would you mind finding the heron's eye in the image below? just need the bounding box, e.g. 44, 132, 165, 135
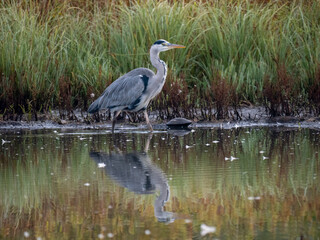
162, 43, 168, 46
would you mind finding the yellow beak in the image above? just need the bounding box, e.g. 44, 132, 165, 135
168, 44, 186, 49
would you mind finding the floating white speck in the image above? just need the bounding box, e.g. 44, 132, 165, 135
191, 129, 196, 133
248, 196, 261, 200
98, 233, 104, 239
37, 237, 42, 240
230, 156, 238, 161
53, 130, 58, 133
98, 163, 106, 168
145, 230, 151, 235
24, 231, 30, 238
259, 150, 265, 153
84, 183, 90, 186
262, 156, 269, 160
107, 233, 114, 238
212, 140, 219, 143
79, 137, 86, 140
185, 219, 192, 223
90, 93, 95, 98
205, 143, 210, 146
200, 224, 216, 236
1, 139, 10, 145
225, 156, 238, 161
108, 205, 113, 209
185, 145, 192, 149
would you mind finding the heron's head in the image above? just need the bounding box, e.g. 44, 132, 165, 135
151, 39, 185, 52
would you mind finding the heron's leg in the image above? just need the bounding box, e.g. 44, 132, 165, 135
112, 111, 121, 133
144, 110, 153, 132
124, 111, 134, 123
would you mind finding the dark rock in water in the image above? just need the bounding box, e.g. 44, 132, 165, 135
166, 118, 192, 129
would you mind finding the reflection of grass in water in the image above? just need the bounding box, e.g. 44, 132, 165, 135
0, 129, 319, 239
162, 128, 320, 238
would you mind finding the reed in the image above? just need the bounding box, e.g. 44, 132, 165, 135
1, 0, 320, 119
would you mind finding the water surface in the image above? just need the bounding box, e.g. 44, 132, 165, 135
0, 127, 320, 239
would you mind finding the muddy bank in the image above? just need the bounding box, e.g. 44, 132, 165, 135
0, 106, 319, 132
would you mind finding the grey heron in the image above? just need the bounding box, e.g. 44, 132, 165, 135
88, 39, 185, 133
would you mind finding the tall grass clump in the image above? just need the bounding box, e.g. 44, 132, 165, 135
0, 2, 113, 117
1, 0, 320, 120
195, 2, 277, 102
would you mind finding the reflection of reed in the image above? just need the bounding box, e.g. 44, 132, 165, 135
90, 134, 174, 223
1, 129, 320, 239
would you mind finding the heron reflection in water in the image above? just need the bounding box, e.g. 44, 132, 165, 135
90, 135, 174, 223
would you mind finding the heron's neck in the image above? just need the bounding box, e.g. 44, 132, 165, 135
150, 50, 167, 82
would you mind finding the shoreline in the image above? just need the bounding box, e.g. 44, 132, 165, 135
1, 107, 319, 132
1, 117, 319, 132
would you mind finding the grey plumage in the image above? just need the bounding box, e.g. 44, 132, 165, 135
88, 39, 185, 133
88, 68, 154, 113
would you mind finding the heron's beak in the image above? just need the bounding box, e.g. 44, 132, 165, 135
168, 44, 185, 49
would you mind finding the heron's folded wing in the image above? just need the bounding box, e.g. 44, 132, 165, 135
98, 68, 154, 110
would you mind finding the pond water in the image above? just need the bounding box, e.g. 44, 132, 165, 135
0, 127, 320, 239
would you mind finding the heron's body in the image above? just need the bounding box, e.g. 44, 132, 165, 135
88, 39, 185, 132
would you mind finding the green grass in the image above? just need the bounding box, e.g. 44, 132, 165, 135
1, 0, 320, 118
